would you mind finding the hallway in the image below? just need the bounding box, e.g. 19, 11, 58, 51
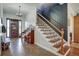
1, 38, 56, 56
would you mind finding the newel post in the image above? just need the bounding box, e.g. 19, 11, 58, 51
60, 28, 64, 54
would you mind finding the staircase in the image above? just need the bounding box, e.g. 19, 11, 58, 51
36, 13, 69, 56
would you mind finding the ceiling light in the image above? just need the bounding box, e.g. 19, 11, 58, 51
16, 5, 22, 17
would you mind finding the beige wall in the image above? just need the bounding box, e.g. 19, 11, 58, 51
68, 4, 77, 45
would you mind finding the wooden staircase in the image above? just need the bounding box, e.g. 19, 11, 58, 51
36, 13, 69, 55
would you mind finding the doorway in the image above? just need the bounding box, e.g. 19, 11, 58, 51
74, 16, 79, 43
6, 18, 22, 38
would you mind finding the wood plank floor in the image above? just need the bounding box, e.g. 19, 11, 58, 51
67, 43, 79, 56
1, 38, 56, 56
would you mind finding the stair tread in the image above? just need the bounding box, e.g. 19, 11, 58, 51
37, 24, 45, 26
53, 41, 65, 48
41, 29, 52, 31
43, 32, 55, 35
37, 24, 47, 25
43, 30, 55, 33
49, 38, 60, 43
38, 25, 49, 27
44, 34, 57, 36
46, 35, 58, 38
38, 27, 49, 29
53, 41, 61, 48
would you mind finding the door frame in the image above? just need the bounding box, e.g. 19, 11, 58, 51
6, 18, 22, 38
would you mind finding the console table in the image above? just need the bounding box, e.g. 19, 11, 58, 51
24, 30, 34, 44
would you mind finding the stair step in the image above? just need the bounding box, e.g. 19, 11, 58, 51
38, 27, 50, 29
49, 38, 60, 43
46, 34, 58, 37
46, 35, 58, 39
38, 25, 48, 27
37, 23, 47, 25
53, 41, 65, 49
41, 29, 52, 31
43, 32, 55, 35
43, 32, 57, 36
53, 41, 61, 48
43, 31, 55, 33
58, 45, 69, 55
37, 24, 44, 26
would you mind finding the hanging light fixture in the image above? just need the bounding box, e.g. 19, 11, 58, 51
59, 3, 64, 5
16, 5, 22, 17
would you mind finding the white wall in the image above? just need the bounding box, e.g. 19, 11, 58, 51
25, 8, 36, 26
24, 4, 37, 27
2, 3, 39, 32
68, 4, 77, 44
0, 4, 2, 56
0, 4, 3, 18
0, 3, 37, 55
35, 27, 61, 55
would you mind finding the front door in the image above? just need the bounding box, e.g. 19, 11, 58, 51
74, 16, 79, 43
10, 20, 19, 38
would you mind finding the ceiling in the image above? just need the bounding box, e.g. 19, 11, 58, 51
1, 3, 79, 16
70, 3, 79, 13
2, 3, 40, 16
0, 3, 71, 17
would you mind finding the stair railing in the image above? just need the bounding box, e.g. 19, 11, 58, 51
60, 28, 64, 54
37, 13, 65, 54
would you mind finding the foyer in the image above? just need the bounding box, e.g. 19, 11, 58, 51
0, 3, 79, 56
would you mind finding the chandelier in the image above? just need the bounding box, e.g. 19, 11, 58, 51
16, 5, 22, 17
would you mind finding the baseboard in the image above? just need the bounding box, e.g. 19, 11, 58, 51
35, 42, 62, 56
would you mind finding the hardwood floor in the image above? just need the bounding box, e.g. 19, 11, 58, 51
67, 43, 79, 56
1, 38, 56, 56
1, 38, 79, 56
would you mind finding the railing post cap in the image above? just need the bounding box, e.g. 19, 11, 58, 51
61, 28, 64, 31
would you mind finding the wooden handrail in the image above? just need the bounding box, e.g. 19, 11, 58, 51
37, 13, 65, 54
50, 18, 65, 30
37, 13, 62, 34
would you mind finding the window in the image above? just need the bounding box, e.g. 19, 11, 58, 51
6, 19, 10, 37
19, 21, 21, 36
